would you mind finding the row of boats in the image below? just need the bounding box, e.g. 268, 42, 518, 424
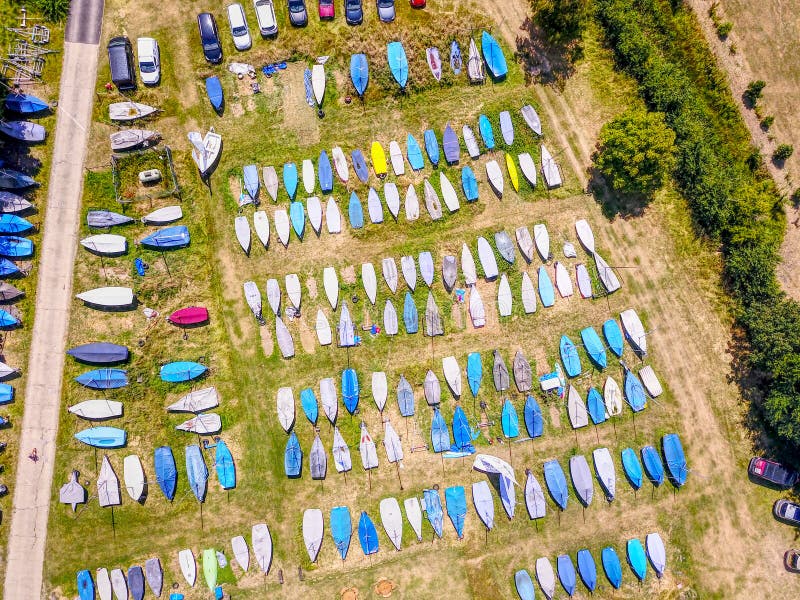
514, 532, 666, 599
232, 105, 552, 207
61, 437, 235, 512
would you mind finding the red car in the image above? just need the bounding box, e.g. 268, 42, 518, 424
410, 0, 426, 7
319, 0, 335, 18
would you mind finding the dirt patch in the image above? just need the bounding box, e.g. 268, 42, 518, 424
258, 324, 274, 358
340, 588, 358, 600
282, 64, 321, 146
374, 578, 396, 597
305, 276, 318, 300
341, 264, 356, 284
297, 316, 317, 354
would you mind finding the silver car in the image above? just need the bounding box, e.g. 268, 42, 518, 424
254, 0, 278, 36
376, 0, 395, 22
227, 3, 252, 50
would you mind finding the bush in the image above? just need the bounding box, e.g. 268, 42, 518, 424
760, 115, 774, 130
594, 109, 677, 199
744, 80, 766, 105
774, 144, 794, 161
30, 0, 70, 22
716, 21, 733, 38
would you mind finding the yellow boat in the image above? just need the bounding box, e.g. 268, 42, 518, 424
505, 153, 519, 192
371, 141, 388, 177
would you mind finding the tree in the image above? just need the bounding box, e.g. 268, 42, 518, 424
531, 0, 590, 47
774, 144, 794, 161
744, 80, 766, 106
594, 109, 677, 199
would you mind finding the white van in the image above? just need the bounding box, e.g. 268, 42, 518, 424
227, 3, 252, 50
136, 37, 160, 86
254, 0, 278, 37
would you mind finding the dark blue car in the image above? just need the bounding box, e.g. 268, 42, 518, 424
197, 13, 222, 64
345, 0, 363, 24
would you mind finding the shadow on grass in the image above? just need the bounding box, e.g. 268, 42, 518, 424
514, 17, 580, 89
588, 168, 653, 219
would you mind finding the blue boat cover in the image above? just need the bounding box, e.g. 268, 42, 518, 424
351, 149, 369, 183
214, 439, 236, 490
603, 319, 624, 357
348, 192, 364, 229
544, 459, 569, 510
0, 214, 33, 234
442, 124, 460, 164
523, 395, 543, 437
397, 376, 414, 416
478, 114, 495, 150
557, 554, 577, 596
77, 570, 94, 600
0, 236, 33, 257
662, 433, 688, 487
283, 162, 298, 199
461, 167, 479, 201
74, 426, 126, 448
580, 327, 607, 369
467, 352, 482, 397
621, 447, 643, 490
514, 569, 535, 600
160, 361, 206, 382
154, 446, 177, 500
350, 53, 369, 97
128, 565, 145, 600
318, 150, 333, 193
358, 511, 379, 555
481, 31, 508, 78
205, 76, 224, 112
331, 506, 352, 560
451, 405, 475, 454
406, 134, 425, 170
300, 387, 318, 424
423, 129, 440, 166
185, 444, 208, 502
0, 383, 14, 404
577, 549, 597, 592
586, 387, 606, 425
538, 266, 555, 307
284, 432, 302, 477
450, 40, 462, 74
243, 164, 259, 200
67, 342, 129, 364
387, 42, 409, 89
290, 201, 305, 239
423, 488, 444, 537
75, 368, 128, 389
0, 258, 19, 276
140, 226, 190, 249
627, 538, 647, 581
601, 546, 623, 589
5, 93, 48, 114
0, 309, 19, 328
445, 485, 467, 538
560, 335, 582, 378
641, 445, 664, 486
342, 368, 359, 414
431, 408, 450, 452
501, 399, 519, 438
403, 292, 418, 333
624, 370, 646, 412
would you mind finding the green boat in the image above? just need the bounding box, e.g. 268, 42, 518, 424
202, 548, 217, 590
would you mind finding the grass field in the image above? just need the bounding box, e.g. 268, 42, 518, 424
40, 1, 800, 599
0, 3, 63, 591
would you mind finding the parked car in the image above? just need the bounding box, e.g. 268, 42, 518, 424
774, 499, 800, 525
227, 3, 252, 50
786, 549, 800, 573
254, 0, 278, 36
107, 36, 137, 91
410, 0, 425, 6
345, 0, 363, 24
197, 12, 223, 64
376, 0, 395, 22
136, 37, 160, 85
318, 0, 335, 19
287, 0, 308, 26
749, 457, 799, 489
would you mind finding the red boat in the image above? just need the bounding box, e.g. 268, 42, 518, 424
168, 306, 209, 326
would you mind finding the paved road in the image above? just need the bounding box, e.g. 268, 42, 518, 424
3, 1, 103, 598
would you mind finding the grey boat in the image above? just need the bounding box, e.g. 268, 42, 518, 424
424, 369, 441, 406
492, 350, 510, 392
513, 350, 532, 392
425, 291, 443, 337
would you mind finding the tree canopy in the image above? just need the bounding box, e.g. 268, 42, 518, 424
594, 109, 677, 199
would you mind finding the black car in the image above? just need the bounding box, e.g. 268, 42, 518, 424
197, 12, 223, 64
774, 499, 800, 525
107, 36, 137, 91
288, 0, 308, 26
345, 0, 363, 25
749, 457, 799, 489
